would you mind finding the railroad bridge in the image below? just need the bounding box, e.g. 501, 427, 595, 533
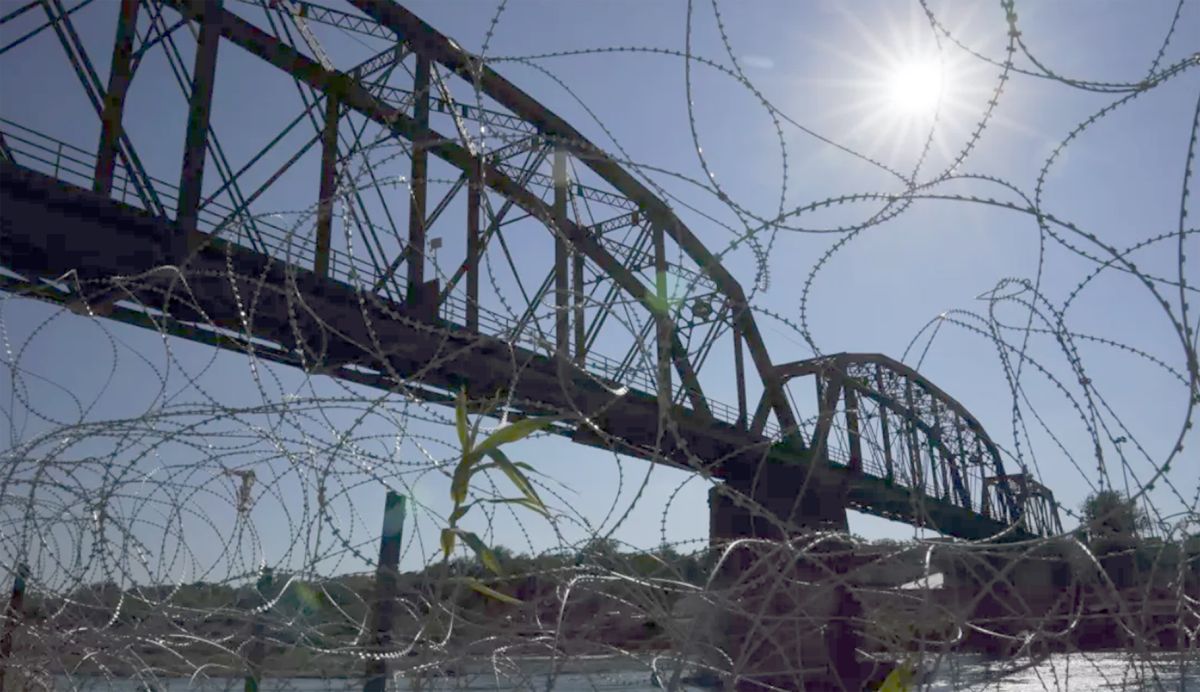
0, 0, 1064, 687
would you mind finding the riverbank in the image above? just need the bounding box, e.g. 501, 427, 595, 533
13, 644, 670, 681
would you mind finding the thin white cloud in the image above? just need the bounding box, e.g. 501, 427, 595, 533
742, 54, 775, 70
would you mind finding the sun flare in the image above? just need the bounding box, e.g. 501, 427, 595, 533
887, 60, 944, 115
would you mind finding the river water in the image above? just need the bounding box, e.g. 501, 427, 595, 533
49, 652, 1200, 692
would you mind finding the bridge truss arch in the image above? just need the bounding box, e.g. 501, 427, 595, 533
750, 353, 1063, 538
0, 0, 1054, 539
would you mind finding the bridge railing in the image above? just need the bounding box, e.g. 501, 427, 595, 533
0, 122, 103, 195
818, 417, 990, 510
437, 292, 779, 437
0, 119, 372, 288
1, 119, 781, 442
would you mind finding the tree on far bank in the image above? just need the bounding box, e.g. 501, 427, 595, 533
1079, 489, 1150, 543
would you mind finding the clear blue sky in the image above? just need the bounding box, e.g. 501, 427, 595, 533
1, 0, 1197, 588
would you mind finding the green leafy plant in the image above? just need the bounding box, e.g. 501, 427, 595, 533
877, 657, 918, 692
443, 387, 558, 605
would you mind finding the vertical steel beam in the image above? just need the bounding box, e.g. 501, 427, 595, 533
931, 403, 948, 500
844, 387, 862, 473
928, 437, 942, 500
364, 491, 406, 692
406, 56, 431, 302
939, 450, 953, 502
905, 379, 923, 489
733, 321, 746, 429
466, 156, 482, 331
177, 0, 222, 240
948, 422, 971, 508
812, 374, 842, 459
94, 0, 139, 196
244, 566, 272, 692
950, 430, 973, 510
975, 441, 988, 514
573, 251, 585, 364
315, 94, 340, 277
0, 564, 29, 691
875, 367, 895, 482
554, 148, 569, 358
654, 222, 670, 404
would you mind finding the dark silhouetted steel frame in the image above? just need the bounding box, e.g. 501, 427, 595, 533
0, 0, 1061, 542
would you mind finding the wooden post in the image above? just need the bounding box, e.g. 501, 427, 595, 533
245, 567, 273, 692
364, 491, 407, 692
0, 564, 30, 692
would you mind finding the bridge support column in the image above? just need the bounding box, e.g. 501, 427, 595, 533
939, 543, 1078, 656
703, 463, 885, 691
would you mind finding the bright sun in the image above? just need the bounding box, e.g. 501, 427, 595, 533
888, 60, 944, 115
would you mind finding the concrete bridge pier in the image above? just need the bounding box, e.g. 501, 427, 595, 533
702, 461, 886, 691
937, 547, 1077, 655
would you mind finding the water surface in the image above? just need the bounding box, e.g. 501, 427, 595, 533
50, 652, 1200, 691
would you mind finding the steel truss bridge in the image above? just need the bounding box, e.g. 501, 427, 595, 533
0, 0, 1062, 541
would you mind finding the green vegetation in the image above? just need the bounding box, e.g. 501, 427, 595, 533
1073, 489, 1198, 591
931, 489, 1198, 598
1079, 489, 1152, 542
10, 543, 714, 678
442, 386, 559, 605
18, 536, 943, 678
12, 489, 1194, 678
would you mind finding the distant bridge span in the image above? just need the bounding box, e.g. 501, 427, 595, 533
0, 0, 1060, 541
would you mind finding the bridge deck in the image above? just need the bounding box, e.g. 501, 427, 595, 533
0, 160, 1033, 542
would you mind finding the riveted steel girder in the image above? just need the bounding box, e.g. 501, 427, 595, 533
752, 353, 1057, 537
346, 0, 796, 435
